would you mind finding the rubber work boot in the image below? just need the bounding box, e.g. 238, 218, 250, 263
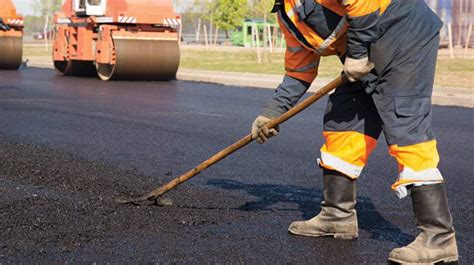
389, 183, 458, 264
288, 169, 358, 240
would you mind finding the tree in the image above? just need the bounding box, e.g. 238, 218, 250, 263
210, 0, 248, 37
248, 0, 276, 23
32, 0, 63, 16
31, 0, 62, 48
23, 15, 44, 35
181, 0, 213, 44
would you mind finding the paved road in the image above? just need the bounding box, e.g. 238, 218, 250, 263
0, 68, 472, 263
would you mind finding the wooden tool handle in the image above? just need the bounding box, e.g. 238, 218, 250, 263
117, 75, 346, 204
266, 75, 345, 129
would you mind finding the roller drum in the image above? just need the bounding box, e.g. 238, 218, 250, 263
0, 36, 22, 70
54, 60, 97, 77
97, 38, 180, 81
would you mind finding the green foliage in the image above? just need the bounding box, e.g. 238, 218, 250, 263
181, 1, 211, 33
31, 0, 63, 31
180, 0, 278, 37
23, 16, 45, 35
248, 0, 277, 23
32, 0, 62, 16
209, 0, 248, 32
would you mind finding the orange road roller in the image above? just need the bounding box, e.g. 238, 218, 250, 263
53, 0, 181, 81
0, 0, 23, 70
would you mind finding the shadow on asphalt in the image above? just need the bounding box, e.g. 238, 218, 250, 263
208, 179, 413, 245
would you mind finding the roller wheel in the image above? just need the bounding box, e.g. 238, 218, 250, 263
0, 36, 22, 70
54, 60, 97, 77
96, 38, 180, 81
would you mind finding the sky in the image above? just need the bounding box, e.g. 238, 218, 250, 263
13, 0, 35, 16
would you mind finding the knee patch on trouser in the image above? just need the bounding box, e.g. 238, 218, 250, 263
389, 140, 444, 198
318, 131, 377, 179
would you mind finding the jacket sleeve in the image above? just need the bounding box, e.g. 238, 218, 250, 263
280, 19, 320, 84
261, 20, 319, 118
341, 0, 381, 59
261, 75, 311, 118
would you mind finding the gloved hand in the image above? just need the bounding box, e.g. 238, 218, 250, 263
251, 115, 279, 144
343, 56, 374, 82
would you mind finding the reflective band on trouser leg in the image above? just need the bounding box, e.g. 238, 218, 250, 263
389, 140, 444, 199
319, 131, 378, 179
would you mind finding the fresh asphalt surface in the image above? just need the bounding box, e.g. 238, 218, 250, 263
0, 68, 472, 263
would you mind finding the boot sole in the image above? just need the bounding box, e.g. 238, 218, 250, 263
387, 255, 458, 264
288, 229, 358, 240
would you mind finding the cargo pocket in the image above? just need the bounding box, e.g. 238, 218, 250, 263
394, 97, 431, 117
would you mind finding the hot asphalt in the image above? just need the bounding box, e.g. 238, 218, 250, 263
0, 68, 472, 263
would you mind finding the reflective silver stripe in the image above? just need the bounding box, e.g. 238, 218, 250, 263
56, 18, 72, 24
318, 152, 363, 179
287, 45, 303, 53
290, 0, 303, 21
287, 9, 295, 19
95, 17, 114, 23
398, 167, 444, 182
316, 16, 347, 54
286, 60, 320, 73
392, 167, 444, 198
279, 12, 314, 51
294, 0, 303, 9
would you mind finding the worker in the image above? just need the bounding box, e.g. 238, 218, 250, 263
0, 17, 10, 31
251, 0, 458, 263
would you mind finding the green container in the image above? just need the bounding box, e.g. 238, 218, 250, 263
231, 19, 285, 48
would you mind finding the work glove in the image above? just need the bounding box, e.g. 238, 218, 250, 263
343, 56, 374, 82
251, 115, 279, 144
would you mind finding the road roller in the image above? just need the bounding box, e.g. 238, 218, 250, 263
0, 0, 23, 70
53, 0, 181, 81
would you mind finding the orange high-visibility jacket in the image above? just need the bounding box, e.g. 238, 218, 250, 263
277, 0, 391, 83
262, 0, 442, 119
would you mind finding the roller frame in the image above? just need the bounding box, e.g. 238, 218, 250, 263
53, 25, 96, 77
53, 22, 180, 81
